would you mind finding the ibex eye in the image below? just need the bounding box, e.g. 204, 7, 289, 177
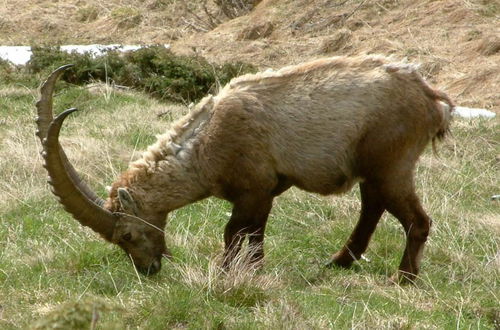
122, 233, 132, 241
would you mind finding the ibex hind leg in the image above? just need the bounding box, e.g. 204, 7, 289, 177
327, 181, 385, 268
380, 178, 432, 284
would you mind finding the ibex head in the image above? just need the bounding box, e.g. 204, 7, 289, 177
107, 186, 170, 275
36, 65, 170, 275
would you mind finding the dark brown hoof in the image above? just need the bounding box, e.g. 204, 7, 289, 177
388, 271, 417, 285
326, 252, 355, 268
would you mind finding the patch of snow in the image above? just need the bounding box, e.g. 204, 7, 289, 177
0, 46, 32, 65
454, 106, 496, 119
0, 44, 170, 66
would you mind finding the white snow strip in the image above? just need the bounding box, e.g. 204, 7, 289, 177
454, 106, 496, 119
0, 44, 170, 65
0, 46, 32, 65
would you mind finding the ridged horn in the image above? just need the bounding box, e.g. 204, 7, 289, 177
43, 108, 117, 240
35, 65, 103, 206
35, 64, 73, 142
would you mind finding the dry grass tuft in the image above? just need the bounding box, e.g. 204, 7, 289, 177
252, 297, 329, 328
237, 21, 274, 40
110, 7, 143, 29
75, 5, 99, 23
476, 34, 500, 56
178, 255, 279, 296
320, 28, 353, 54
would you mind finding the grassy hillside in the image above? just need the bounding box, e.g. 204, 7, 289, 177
0, 0, 499, 328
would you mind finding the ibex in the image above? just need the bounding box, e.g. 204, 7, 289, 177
36, 55, 453, 282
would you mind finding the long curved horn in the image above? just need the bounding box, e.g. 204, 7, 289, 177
43, 108, 117, 240
36, 66, 117, 240
35, 65, 104, 206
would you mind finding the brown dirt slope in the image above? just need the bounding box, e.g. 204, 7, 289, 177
0, 0, 498, 110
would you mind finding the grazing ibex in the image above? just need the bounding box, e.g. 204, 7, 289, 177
36, 55, 453, 282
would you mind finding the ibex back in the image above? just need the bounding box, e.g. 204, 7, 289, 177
36, 55, 453, 282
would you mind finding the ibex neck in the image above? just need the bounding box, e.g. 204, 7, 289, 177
152, 153, 209, 212
119, 96, 215, 213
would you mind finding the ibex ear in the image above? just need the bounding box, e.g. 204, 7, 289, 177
117, 188, 139, 215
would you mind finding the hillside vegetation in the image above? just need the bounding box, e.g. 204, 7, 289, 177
0, 0, 499, 328
0, 0, 499, 110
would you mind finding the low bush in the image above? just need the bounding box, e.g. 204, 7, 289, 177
26, 45, 256, 103
0, 58, 35, 86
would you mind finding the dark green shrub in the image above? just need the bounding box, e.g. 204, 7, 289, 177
0, 58, 38, 86
26, 45, 256, 103
0, 58, 13, 77
27, 46, 127, 84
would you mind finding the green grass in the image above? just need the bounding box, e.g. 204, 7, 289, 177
0, 80, 498, 329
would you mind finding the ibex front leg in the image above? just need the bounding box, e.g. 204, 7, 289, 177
328, 181, 385, 268
223, 195, 273, 269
